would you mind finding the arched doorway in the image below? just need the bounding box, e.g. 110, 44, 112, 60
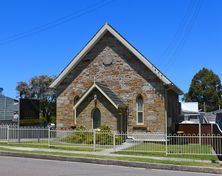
92, 108, 101, 129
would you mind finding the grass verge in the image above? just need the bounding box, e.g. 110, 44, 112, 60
0, 142, 103, 152
0, 142, 218, 161
0, 147, 221, 168
116, 143, 217, 161
115, 151, 217, 161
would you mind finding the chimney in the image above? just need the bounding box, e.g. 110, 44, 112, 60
0, 88, 3, 95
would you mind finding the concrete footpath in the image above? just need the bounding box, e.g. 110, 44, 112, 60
0, 146, 222, 174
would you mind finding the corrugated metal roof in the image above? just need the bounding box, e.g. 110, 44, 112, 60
0, 94, 18, 120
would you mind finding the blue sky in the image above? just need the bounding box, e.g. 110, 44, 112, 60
0, 0, 221, 98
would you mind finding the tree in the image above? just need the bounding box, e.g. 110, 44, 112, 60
185, 68, 222, 112
16, 81, 31, 99
16, 75, 56, 123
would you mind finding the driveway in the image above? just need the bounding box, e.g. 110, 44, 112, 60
0, 156, 218, 176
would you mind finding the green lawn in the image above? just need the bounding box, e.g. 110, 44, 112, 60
0, 141, 105, 152
115, 142, 217, 161
0, 147, 221, 168
0, 140, 218, 161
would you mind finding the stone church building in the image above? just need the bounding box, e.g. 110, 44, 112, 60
50, 23, 183, 133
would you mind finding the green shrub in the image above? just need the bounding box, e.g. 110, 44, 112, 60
61, 125, 124, 145
115, 135, 124, 145
50, 116, 56, 124
75, 125, 87, 131
39, 117, 47, 123
99, 124, 111, 131
62, 131, 94, 144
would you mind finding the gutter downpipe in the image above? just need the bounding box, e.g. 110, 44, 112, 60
164, 85, 171, 135
164, 85, 174, 156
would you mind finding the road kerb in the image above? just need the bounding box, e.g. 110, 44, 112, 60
0, 151, 221, 174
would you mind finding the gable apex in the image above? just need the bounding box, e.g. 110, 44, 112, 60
50, 23, 182, 95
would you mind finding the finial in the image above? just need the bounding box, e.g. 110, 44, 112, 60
93, 76, 96, 84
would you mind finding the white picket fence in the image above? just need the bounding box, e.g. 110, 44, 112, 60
0, 126, 222, 156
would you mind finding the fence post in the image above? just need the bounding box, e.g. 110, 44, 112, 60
37, 128, 40, 143
18, 126, 20, 143
199, 123, 201, 144
165, 133, 168, 156
93, 129, 96, 152
7, 125, 9, 144
48, 126, 50, 148
211, 123, 213, 145
113, 131, 116, 151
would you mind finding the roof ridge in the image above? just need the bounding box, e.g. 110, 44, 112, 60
49, 23, 182, 95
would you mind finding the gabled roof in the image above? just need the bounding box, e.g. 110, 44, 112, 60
50, 23, 183, 95
0, 94, 18, 120
73, 82, 125, 110
0, 93, 18, 102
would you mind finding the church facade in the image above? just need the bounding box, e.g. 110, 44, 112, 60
50, 23, 182, 133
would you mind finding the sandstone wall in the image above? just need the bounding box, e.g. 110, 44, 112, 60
56, 32, 167, 132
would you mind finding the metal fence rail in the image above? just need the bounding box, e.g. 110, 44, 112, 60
49, 130, 95, 151
0, 126, 8, 143
167, 134, 222, 156
0, 126, 221, 156
115, 133, 167, 153
0, 125, 49, 144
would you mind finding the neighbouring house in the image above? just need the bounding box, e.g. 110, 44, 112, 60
181, 102, 199, 115
178, 102, 207, 124
0, 88, 18, 124
205, 110, 222, 131
50, 23, 183, 133
176, 103, 222, 136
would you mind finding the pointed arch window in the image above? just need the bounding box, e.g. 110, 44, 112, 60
136, 95, 144, 125
92, 108, 101, 129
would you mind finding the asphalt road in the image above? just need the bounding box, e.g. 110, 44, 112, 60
0, 156, 218, 176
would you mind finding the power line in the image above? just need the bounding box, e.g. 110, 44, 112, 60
164, 0, 204, 70
160, 0, 196, 66
0, 0, 114, 45
160, 0, 204, 71
163, 0, 203, 68
163, 0, 204, 70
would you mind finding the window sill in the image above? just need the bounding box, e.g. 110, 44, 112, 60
133, 125, 147, 130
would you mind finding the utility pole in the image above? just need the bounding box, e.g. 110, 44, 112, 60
17, 98, 20, 129
17, 98, 20, 143
4, 96, 6, 120
204, 102, 206, 112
